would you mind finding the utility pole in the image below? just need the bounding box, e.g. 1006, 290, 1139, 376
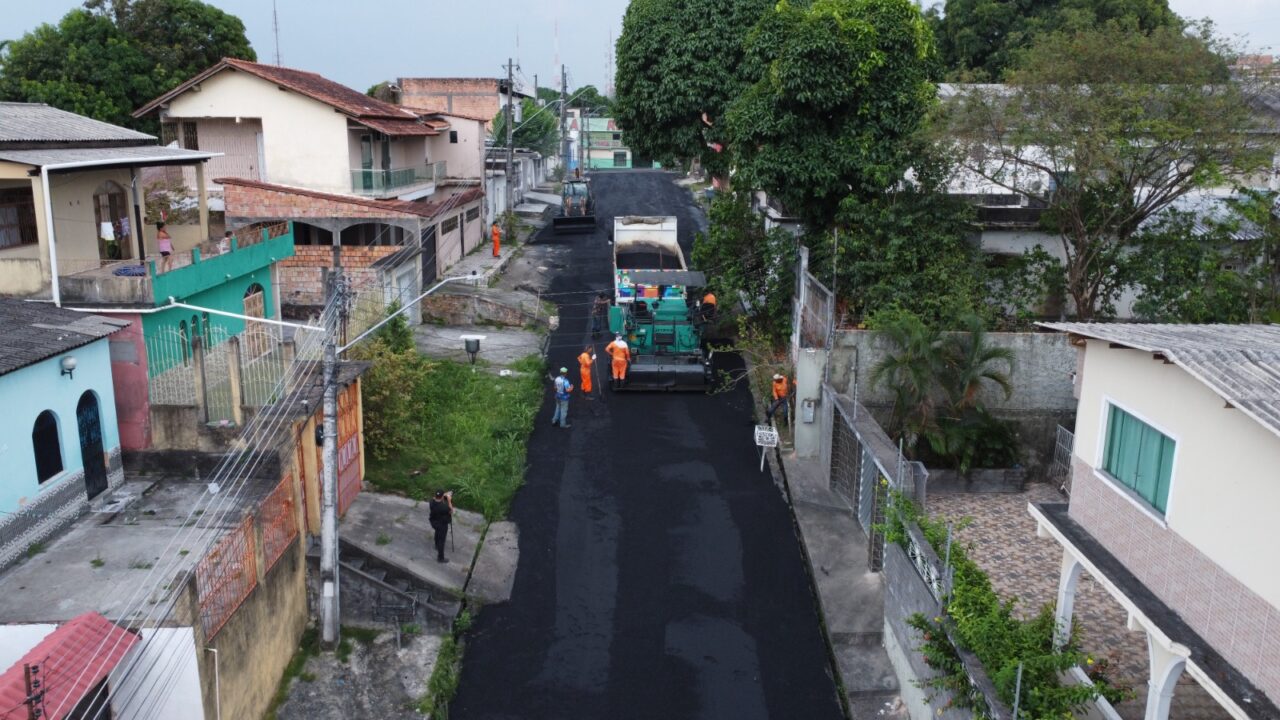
319, 264, 342, 647
582, 107, 591, 173
560, 65, 569, 175
505, 58, 516, 240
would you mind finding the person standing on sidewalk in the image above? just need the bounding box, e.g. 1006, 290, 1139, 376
491, 221, 502, 258
429, 489, 454, 563
578, 345, 596, 397
551, 367, 574, 427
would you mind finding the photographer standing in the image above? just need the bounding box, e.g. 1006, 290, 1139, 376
429, 489, 454, 563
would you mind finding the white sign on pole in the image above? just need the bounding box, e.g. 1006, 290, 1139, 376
754, 425, 779, 471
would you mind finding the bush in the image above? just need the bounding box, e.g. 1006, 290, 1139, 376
885, 495, 1130, 717
348, 338, 433, 462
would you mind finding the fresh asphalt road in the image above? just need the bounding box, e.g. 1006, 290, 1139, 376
452, 171, 844, 720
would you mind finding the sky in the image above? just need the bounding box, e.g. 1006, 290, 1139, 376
3, 0, 1279, 97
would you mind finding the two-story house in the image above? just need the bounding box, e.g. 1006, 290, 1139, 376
134, 59, 489, 317
1032, 323, 1280, 719
0, 102, 299, 451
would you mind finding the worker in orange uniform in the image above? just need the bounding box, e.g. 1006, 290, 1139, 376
766, 373, 792, 424
700, 290, 717, 322
491, 221, 501, 258
578, 344, 597, 397
604, 334, 631, 391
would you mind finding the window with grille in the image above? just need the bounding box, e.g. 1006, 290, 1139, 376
182, 121, 199, 150
441, 216, 459, 234
1102, 404, 1175, 513
449, 130, 458, 144
161, 121, 179, 146
466, 207, 480, 221
0, 190, 38, 249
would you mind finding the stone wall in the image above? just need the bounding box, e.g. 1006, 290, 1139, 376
420, 285, 550, 328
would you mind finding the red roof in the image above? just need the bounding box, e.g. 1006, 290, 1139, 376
0, 613, 140, 720
406, 106, 494, 124
216, 177, 484, 220
135, 59, 444, 137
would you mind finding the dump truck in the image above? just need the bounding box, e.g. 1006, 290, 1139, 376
607, 216, 713, 391
553, 178, 596, 233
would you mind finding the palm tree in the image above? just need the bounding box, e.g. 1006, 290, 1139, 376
870, 312, 946, 448
940, 313, 1014, 413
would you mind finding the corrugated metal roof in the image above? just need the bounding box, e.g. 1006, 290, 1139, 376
0, 612, 140, 720
1039, 322, 1280, 439
0, 102, 155, 144
0, 145, 217, 169
0, 299, 128, 376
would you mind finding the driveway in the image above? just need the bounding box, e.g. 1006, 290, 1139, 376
451, 170, 843, 719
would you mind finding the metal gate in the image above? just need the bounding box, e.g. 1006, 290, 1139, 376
830, 405, 858, 506
858, 446, 880, 533
201, 328, 237, 424
1050, 424, 1075, 496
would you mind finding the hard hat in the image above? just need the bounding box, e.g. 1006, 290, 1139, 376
560, 367, 568, 373
773, 373, 784, 380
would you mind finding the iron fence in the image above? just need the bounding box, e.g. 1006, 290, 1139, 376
240, 326, 287, 407
201, 330, 237, 424
145, 328, 198, 406
196, 515, 258, 640
799, 272, 833, 349
259, 475, 299, 573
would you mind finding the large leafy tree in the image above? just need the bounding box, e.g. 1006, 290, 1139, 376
725, 0, 936, 229
930, 0, 1180, 80
0, 0, 254, 130
939, 23, 1274, 319
491, 98, 559, 156
614, 0, 772, 173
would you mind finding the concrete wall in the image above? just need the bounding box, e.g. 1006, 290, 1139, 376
428, 116, 487, 179
827, 329, 1076, 472
1067, 340, 1280, 703
107, 313, 152, 450
0, 339, 121, 512
109, 627, 205, 719
165, 69, 351, 194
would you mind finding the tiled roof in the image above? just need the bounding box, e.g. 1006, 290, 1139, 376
0, 612, 140, 720
405, 106, 493, 124
0, 299, 128, 376
1039, 322, 1280, 439
0, 145, 217, 170
135, 58, 437, 137
215, 176, 484, 220
0, 102, 155, 144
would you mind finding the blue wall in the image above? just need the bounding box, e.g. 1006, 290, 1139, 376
0, 339, 121, 513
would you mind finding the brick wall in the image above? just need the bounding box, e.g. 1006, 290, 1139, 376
399, 78, 500, 128
1069, 456, 1280, 702
278, 245, 401, 308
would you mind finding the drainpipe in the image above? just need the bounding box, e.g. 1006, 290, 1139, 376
204, 647, 221, 720
32, 152, 222, 307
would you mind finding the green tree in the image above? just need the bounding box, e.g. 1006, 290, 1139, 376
614, 0, 772, 173
725, 0, 936, 229
939, 22, 1274, 319
930, 0, 1180, 80
690, 193, 797, 342
830, 142, 989, 328
491, 98, 558, 156
568, 85, 611, 113
0, 10, 157, 128
1, 0, 254, 130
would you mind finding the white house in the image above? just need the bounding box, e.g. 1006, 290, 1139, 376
1032, 322, 1280, 720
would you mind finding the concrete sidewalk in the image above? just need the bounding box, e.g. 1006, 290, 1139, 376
777, 452, 907, 719
340, 492, 518, 604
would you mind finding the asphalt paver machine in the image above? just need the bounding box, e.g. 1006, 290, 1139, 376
553, 178, 597, 233
607, 215, 713, 391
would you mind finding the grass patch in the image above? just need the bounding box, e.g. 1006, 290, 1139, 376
416, 609, 473, 718
264, 627, 320, 720
25, 543, 45, 559
375, 532, 392, 546
90, 556, 105, 569
365, 355, 543, 520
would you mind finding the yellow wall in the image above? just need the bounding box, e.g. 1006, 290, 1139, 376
1073, 339, 1280, 607
48, 168, 144, 265
165, 69, 351, 194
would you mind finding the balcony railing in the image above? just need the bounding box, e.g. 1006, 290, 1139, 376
350, 161, 446, 196
588, 138, 626, 149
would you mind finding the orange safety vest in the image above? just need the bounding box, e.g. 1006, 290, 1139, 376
605, 340, 631, 363
772, 376, 790, 400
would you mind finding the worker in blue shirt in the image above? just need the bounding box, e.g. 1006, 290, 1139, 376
552, 367, 574, 428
